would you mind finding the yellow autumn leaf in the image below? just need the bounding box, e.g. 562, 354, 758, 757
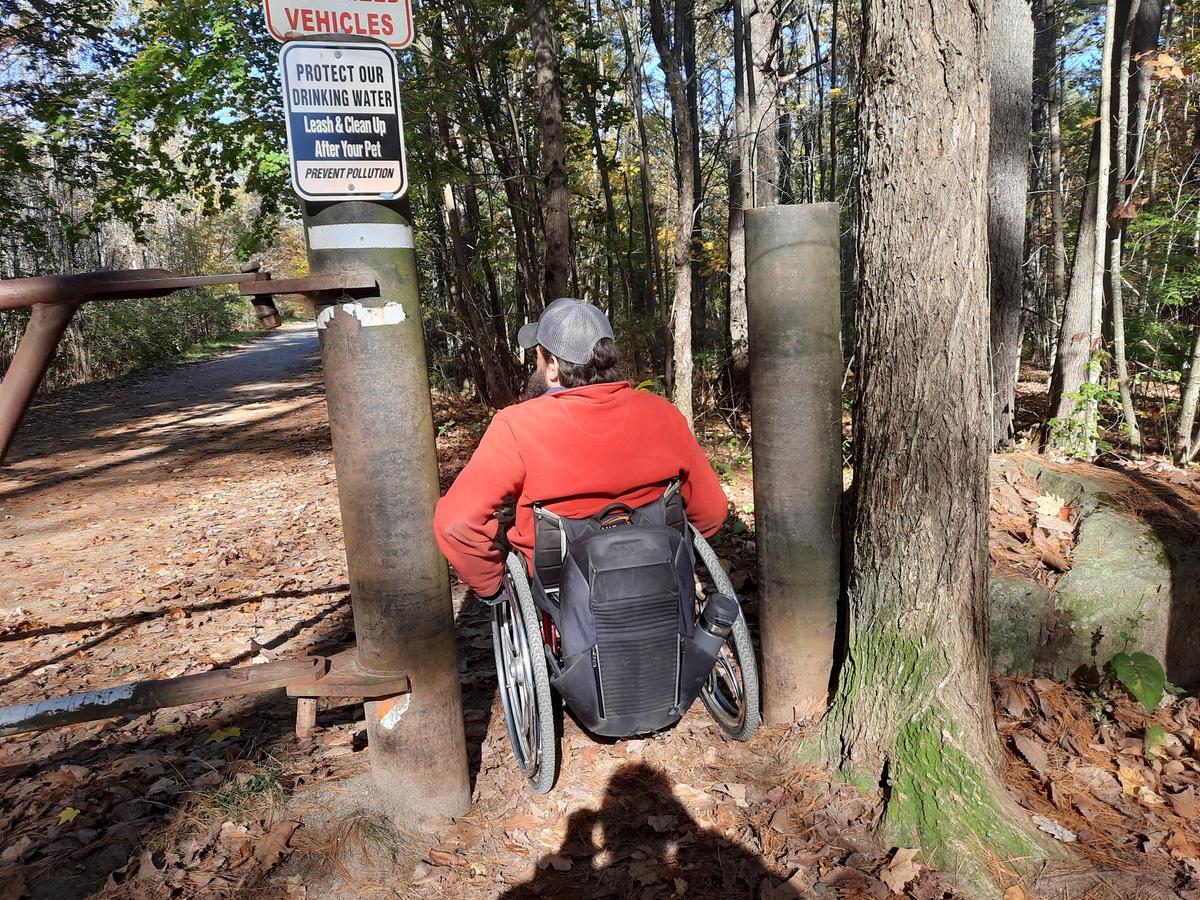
57, 807, 80, 825
205, 726, 241, 745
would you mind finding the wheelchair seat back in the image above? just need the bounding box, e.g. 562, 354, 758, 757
530, 483, 739, 737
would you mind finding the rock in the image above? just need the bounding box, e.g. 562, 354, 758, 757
988, 457, 1200, 686
989, 575, 1049, 675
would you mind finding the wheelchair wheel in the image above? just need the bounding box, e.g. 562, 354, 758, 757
692, 528, 762, 742
491, 552, 558, 794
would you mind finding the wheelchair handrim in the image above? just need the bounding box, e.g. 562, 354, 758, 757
492, 588, 542, 777
703, 642, 746, 731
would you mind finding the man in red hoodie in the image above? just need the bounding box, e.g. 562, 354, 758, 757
433, 298, 728, 601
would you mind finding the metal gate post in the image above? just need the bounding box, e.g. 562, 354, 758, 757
745, 204, 843, 723
303, 199, 471, 818
0, 302, 80, 465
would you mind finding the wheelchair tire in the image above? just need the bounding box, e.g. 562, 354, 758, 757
692, 528, 762, 742
491, 552, 558, 794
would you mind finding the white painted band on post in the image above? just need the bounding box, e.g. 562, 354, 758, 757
307, 223, 415, 251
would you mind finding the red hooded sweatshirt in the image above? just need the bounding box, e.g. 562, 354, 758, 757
433, 382, 728, 596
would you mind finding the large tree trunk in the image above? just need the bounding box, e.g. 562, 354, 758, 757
649, 0, 696, 427
822, 0, 1051, 887
527, 0, 572, 303
988, 0, 1034, 449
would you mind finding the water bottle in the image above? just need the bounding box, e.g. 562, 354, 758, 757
692, 593, 740, 659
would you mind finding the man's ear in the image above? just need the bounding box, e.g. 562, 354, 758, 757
545, 354, 561, 385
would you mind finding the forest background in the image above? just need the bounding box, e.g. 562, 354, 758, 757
2, 0, 1200, 459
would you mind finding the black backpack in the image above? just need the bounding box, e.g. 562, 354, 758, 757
529, 483, 739, 737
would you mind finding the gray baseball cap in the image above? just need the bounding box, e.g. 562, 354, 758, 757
517, 298, 614, 365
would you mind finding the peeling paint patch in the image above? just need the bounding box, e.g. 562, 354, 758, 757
316, 301, 407, 331
377, 694, 411, 730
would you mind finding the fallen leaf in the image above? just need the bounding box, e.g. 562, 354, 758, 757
1032, 814, 1077, 843
253, 821, 299, 871
880, 847, 922, 893
1168, 788, 1199, 819
205, 726, 241, 745
1168, 831, 1200, 861
1003, 888, 1028, 900
57, 807, 80, 825
1118, 765, 1146, 795
647, 814, 678, 833
1013, 734, 1050, 780
1033, 493, 1066, 518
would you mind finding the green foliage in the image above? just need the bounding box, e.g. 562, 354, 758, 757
1108, 651, 1167, 713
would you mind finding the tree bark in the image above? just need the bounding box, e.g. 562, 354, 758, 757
748, 0, 781, 206
649, 0, 696, 427
1082, 0, 1118, 459
988, 0, 1034, 449
527, 0, 572, 303
1110, 0, 1144, 455
1176, 326, 1200, 464
728, 0, 751, 394
822, 0, 1052, 886
1048, 16, 1068, 351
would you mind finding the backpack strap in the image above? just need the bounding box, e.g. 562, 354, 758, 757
532, 505, 567, 597
662, 479, 686, 536
531, 479, 686, 593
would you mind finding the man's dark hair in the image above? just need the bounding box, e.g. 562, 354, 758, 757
544, 338, 622, 388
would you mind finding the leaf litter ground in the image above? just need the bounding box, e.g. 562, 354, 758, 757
0, 326, 1197, 899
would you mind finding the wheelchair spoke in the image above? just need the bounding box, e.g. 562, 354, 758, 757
493, 587, 542, 777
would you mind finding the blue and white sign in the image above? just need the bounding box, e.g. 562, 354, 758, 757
279, 41, 408, 202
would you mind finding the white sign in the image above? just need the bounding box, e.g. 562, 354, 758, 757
280, 41, 408, 202
264, 0, 414, 48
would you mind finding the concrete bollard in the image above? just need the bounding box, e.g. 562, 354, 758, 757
745, 203, 843, 724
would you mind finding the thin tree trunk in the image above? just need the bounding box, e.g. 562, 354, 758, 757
1176, 326, 1200, 464
527, 0, 572, 303
1048, 20, 1068, 335
1110, 0, 1144, 454
650, 0, 696, 427
728, 0, 751, 394
822, 0, 1053, 886
1083, 0, 1118, 458
617, 0, 668, 374
988, 0, 1035, 449
749, 0, 781, 206
827, 0, 839, 203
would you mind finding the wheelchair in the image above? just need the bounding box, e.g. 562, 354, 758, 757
489, 489, 761, 794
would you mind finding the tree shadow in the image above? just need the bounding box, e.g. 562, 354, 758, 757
1102, 466, 1200, 687
500, 762, 799, 899
0, 583, 349, 645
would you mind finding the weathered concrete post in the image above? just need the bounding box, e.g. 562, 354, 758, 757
305, 198, 471, 817
745, 203, 843, 724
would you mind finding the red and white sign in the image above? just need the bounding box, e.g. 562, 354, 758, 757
263, 0, 414, 49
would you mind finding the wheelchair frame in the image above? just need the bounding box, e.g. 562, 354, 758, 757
490, 525, 761, 794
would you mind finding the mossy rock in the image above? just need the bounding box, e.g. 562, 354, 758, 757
989, 457, 1199, 686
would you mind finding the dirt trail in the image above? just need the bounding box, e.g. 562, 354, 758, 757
2, 328, 917, 900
